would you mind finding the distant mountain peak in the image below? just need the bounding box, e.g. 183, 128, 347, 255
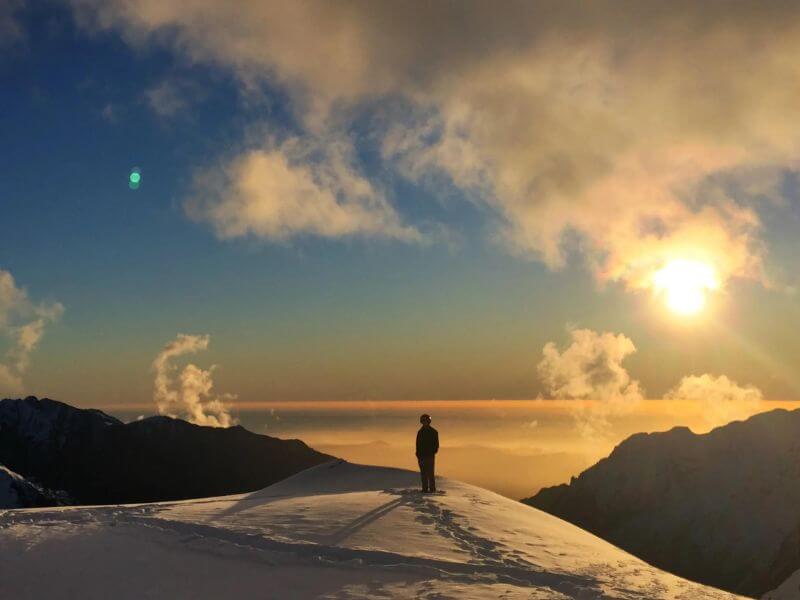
1, 395, 122, 424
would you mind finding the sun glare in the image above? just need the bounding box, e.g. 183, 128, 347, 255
652, 259, 719, 316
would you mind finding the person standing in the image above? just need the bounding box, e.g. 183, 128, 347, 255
416, 414, 439, 493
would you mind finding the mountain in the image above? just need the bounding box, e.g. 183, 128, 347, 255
0, 465, 53, 508
0, 461, 742, 599
525, 408, 800, 598
765, 568, 800, 600
0, 396, 332, 505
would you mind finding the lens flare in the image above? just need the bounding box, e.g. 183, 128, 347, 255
652, 259, 719, 316
129, 167, 142, 190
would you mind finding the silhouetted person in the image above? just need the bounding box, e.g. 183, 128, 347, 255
416, 414, 439, 493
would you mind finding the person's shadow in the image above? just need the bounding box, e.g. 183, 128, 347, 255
325, 494, 415, 545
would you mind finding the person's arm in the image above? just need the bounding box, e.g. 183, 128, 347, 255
416, 429, 422, 457
433, 430, 439, 454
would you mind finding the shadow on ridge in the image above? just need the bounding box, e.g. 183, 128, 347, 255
206, 460, 423, 523
325, 494, 413, 545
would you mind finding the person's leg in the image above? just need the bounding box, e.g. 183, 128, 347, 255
420, 457, 433, 493
428, 456, 436, 493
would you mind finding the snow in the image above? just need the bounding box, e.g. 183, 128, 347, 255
0, 461, 743, 599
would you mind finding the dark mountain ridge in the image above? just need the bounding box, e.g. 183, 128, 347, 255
0, 465, 55, 508
0, 396, 333, 505
525, 408, 800, 597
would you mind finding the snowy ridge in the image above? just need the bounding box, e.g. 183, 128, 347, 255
0, 461, 742, 599
0, 465, 49, 508
0, 396, 120, 445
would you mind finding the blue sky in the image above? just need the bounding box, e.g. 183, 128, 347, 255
3, 1, 800, 419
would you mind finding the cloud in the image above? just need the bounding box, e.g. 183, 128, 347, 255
538, 328, 643, 439
185, 135, 421, 242
68, 1, 800, 288
144, 80, 187, 117
0, 269, 63, 394
538, 328, 766, 434
664, 373, 763, 428
152, 333, 236, 427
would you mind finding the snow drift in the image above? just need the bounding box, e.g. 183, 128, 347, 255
0, 461, 741, 599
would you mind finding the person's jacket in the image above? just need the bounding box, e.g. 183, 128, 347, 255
416, 425, 439, 458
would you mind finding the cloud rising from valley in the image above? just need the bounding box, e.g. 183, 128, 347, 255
0, 269, 63, 394
538, 329, 644, 439
152, 334, 236, 427
664, 373, 764, 429
539, 328, 766, 436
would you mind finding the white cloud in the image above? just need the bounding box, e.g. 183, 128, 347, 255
538, 327, 767, 434
68, 1, 800, 287
185, 135, 421, 242
0, 269, 63, 395
538, 328, 643, 439
152, 333, 236, 427
664, 373, 763, 428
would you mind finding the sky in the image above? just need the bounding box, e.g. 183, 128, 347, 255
3, 1, 800, 461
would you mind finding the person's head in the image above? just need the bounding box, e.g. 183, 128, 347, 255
419, 414, 431, 426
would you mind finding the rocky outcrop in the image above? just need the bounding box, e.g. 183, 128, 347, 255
525, 409, 800, 597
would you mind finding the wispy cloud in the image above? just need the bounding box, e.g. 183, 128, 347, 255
144, 79, 188, 117
0, 269, 63, 394
152, 333, 236, 427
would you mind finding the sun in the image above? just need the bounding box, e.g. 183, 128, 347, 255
652, 259, 719, 316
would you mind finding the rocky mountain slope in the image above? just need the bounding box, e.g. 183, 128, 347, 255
0, 465, 54, 508
0, 396, 332, 505
526, 408, 800, 597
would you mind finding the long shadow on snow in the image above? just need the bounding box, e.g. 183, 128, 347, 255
122, 493, 602, 595
325, 495, 412, 546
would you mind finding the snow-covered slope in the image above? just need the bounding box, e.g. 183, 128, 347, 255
0, 461, 741, 599
0, 465, 49, 508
